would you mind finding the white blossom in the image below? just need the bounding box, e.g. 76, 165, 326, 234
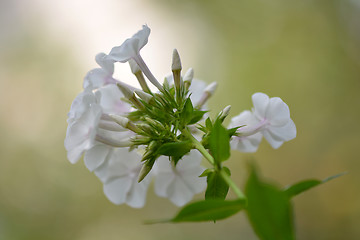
108, 25, 150, 63
153, 151, 206, 206
230, 92, 296, 152
64, 90, 102, 164
229, 110, 263, 152
108, 25, 163, 90
83, 53, 117, 90
251, 92, 296, 148
94, 148, 151, 208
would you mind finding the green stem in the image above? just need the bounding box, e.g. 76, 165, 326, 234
182, 128, 246, 200
182, 128, 214, 165
219, 169, 246, 200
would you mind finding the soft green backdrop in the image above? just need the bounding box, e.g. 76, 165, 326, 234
1, 0, 359, 239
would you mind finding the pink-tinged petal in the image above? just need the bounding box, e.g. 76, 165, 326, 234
266, 97, 290, 126
229, 110, 259, 129
84, 144, 112, 171
252, 92, 269, 119
267, 119, 296, 142
97, 84, 131, 115
103, 177, 132, 205
262, 131, 284, 149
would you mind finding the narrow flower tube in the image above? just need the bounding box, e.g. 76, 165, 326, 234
129, 59, 151, 93
196, 81, 218, 108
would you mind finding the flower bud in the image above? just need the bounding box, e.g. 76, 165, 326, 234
218, 105, 231, 122
109, 114, 140, 133
196, 82, 218, 109
135, 90, 153, 103
117, 83, 144, 110
137, 160, 154, 182
171, 49, 182, 71
183, 68, 194, 90
205, 81, 218, 95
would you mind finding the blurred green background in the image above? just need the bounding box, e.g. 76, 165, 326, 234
1, 0, 359, 239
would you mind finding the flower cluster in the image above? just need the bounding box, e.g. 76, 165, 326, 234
65, 25, 296, 208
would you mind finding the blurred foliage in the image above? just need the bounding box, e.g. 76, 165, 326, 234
0, 0, 359, 239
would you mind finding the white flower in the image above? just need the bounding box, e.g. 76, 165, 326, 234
229, 110, 263, 152
94, 148, 151, 208
64, 90, 102, 164
108, 25, 163, 91
251, 92, 296, 148
108, 25, 150, 63
153, 150, 206, 206
230, 92, 296, 152
83, 53, 117, 90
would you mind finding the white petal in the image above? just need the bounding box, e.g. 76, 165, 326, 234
95, 52, 114, 74
188, 79, 207, 107
229, 110, 258, 128
153, 158, 175, 197
267, 119, 296, 142
133, 25, 150, 51
166, 177, 195, 206
97, 84, 131, 114
230, 133, 262, 153
126, 176, 151, 208
252, 92, 269, 119
103, 177, 132, 205
154, 151, 206, 206
266, 97, 290, 126
83, 68, 116, 90
84, 144, 112, 171
108, 25, 151, 63
262, 130, 284, 149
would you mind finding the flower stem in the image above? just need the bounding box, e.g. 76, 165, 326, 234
182, 128, 246, 201
219, 168, 246, 200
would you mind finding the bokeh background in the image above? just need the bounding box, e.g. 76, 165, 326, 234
1, 0, 359, 239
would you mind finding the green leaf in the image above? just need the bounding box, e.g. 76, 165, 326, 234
208, 119, 230, 163
188, 110, 207, 125
199, 168, 214, 177
205, 117, 212, 129
181, 98, 194, 124
205, 167, 231, 200
245, 164, 295, 240
227, 126, 240, 138
284, 172, 346, 198
156, 141, 193, 158
146, 199, 246, 223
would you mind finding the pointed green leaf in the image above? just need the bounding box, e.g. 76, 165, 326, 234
188, 110, 207, 125
181, 98, 194, 124
156, 141, 192, 158
205, 117, 212, 129
146, 199, 246, 223
199, 168, 215, 177
284, 172, 346, 198
205, 167, 231, 200
245, 164, 295, 240
208, 119, 230, 163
